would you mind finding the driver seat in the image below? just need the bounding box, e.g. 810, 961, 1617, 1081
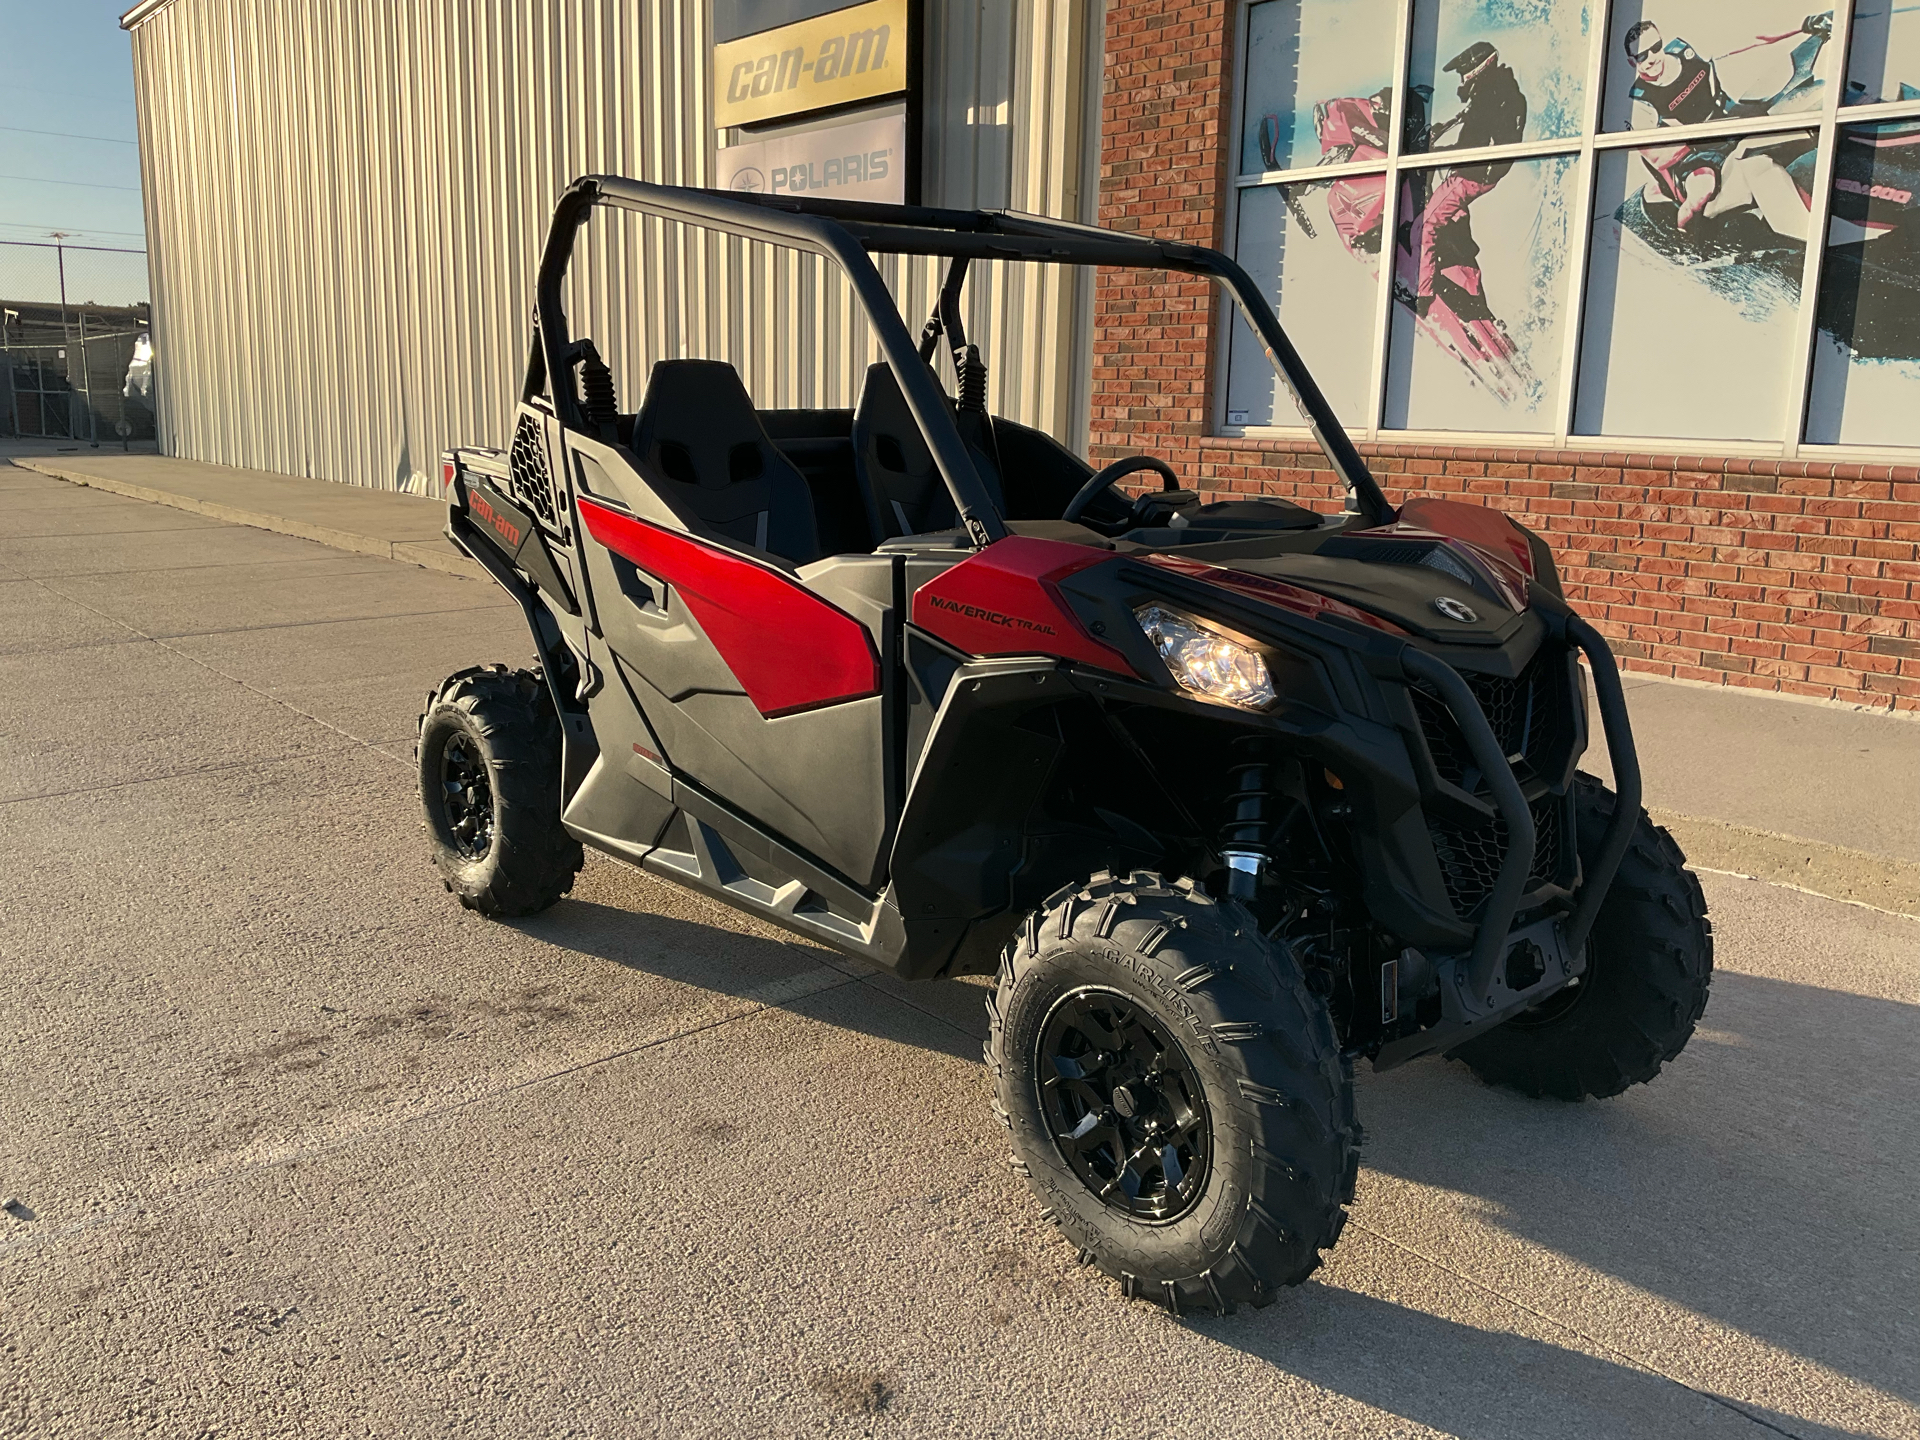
851, 362, 1005, 541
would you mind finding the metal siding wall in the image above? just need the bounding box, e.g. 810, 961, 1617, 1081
131, 0, 1097, 490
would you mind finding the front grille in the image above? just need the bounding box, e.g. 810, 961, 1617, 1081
1429, 792, 1565, 918
1411, 649, 1567, 788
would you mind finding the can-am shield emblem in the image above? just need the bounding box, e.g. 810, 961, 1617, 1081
1432, 596, 1479, 624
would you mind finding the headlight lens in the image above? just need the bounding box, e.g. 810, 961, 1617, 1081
1134, 604, 1274, 709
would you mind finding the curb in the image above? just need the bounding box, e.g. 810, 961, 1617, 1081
1654, 810, 1920, 920
12, 458, 485, 582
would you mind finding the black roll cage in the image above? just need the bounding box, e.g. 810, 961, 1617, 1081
528, 175, 1398, 542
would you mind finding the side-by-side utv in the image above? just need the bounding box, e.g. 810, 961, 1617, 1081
421, 178, 1712, 1314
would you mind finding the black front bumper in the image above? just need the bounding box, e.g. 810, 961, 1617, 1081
1375, 614, 1641, 1067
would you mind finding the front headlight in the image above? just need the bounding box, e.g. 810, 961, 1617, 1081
1134, 604, 1274, 710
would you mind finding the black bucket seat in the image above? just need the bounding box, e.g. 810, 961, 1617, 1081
630, 359, 820, 564
851, 362, 1005, 541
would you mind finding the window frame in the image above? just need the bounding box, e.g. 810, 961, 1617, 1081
1217, 0, 1920, 458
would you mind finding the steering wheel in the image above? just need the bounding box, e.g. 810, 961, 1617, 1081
1061, 454, 1182, 526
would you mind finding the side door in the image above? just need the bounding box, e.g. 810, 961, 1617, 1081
562, 428, 900, 892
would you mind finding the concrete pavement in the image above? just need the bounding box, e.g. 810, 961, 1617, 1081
2, 461, 1916, 1439
10, 448, 482, 581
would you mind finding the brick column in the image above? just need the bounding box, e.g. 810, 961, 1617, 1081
1092, 0, 1234, 472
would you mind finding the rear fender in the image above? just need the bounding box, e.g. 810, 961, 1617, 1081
445, 508, 600, 802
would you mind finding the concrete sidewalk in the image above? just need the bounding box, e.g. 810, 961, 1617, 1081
11, 449, 1918, 914
10, 449, 481, 581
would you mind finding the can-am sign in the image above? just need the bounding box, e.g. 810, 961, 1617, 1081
712, 0, 907, 129
721, 113, 905, 204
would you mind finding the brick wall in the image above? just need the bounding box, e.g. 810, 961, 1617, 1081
1092, 0, 1920, 713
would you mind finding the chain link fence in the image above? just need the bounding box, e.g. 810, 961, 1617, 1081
0, 240, 154, 444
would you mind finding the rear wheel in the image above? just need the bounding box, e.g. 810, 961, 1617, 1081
417, 665, 583, 917
1454, 774, 1713, 1099
987, 870, 1359, 1313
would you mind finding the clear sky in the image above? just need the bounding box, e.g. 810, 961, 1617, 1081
0, 1, 145, 252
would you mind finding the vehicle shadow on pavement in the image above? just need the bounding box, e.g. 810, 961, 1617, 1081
1354, 969, 1919, 1412
511, 895, 987, 1065
1189, 1282, 1884, 1440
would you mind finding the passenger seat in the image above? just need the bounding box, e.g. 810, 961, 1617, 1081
851, 362, 1005, 541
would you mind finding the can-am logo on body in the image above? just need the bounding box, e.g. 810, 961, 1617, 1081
1431, 596, 1478, 623
469, 493, 521, 550
927, 593, 1056, 635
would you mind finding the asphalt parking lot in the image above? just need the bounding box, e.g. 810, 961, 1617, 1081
2, 463, 1915, 1439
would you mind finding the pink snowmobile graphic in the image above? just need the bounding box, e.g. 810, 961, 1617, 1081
1272, 91, 1534, 404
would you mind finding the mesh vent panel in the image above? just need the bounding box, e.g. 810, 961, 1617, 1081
1413, 652, 1565, 788
1428, 793, 1564, 918
508, 412, 559, 526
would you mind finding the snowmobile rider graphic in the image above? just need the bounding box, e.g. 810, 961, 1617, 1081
1284, 88, 1395, 248
1625, 14, 1831, 239
1414, 41, 1526, 320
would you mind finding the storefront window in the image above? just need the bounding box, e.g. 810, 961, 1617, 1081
1384, 154, 1580, 430
1844, 4, 1920, 103
1225, 182, 1383, 426
1405, 1, 1591, 151
1577, 134, 1815, 440
1806, 120, 1920, 444
1241, 0, 1402, 175
1228, 0, 1920, 454
1602, 3, 1834, 131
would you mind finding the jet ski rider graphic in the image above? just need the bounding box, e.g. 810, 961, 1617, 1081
1623, 13, 1832, 242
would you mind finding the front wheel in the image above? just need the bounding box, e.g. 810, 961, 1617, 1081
417, 665, 583, 917
986, 871, 1360, 1314
1453, 773, 1713, 1099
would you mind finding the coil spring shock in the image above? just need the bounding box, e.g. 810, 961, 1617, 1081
575, 340, 619, 435
1219, 737, 1275, 900
955, 344, 988, 413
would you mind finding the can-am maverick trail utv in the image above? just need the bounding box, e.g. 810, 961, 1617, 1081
422, 178, 1711, 1314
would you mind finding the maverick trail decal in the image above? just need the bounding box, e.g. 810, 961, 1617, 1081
926, 593, 1056, 635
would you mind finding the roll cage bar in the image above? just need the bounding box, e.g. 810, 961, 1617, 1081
529, 175, 1398, 541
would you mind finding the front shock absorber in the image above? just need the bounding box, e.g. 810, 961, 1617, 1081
1219, 737, 1274, 900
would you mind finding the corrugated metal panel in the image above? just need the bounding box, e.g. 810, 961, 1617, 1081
130, 0, 1100, 492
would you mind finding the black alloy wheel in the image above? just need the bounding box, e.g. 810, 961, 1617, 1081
439, 732, 495, 860
989, 870, 1359, 1314
417, 665, 584, 917
1038, 987, 1210, 1222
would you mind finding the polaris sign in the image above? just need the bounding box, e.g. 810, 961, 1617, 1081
721, 112, 905, 204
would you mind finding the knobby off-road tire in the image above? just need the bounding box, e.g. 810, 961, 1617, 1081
987, 870, 1360, 1314
1454, 773, 1713, 1100
417, 665, 583, 917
